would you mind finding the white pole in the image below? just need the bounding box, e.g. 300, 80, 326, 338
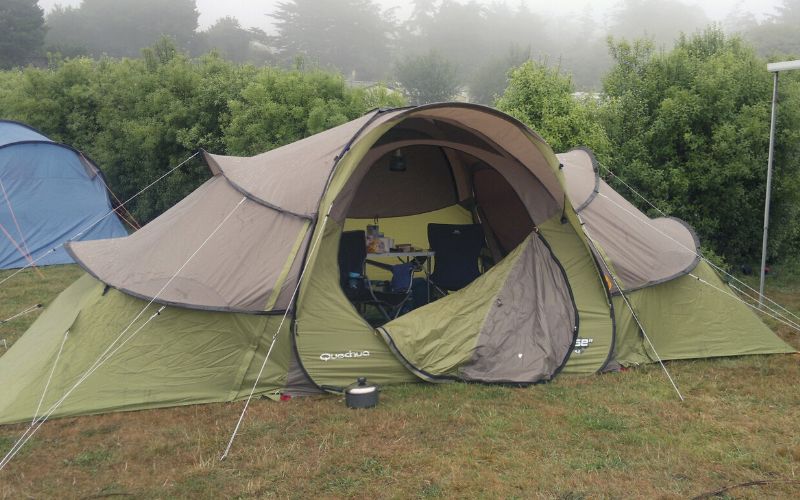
759, 71, 779, 308
759, 60, 800, 307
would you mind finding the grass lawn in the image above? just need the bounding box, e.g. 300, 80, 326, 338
0, 265, 798, 498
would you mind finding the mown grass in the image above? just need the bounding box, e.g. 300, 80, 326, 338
0, 265, 798, 498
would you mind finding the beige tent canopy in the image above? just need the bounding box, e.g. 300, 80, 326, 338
558, 147, 700, 292
67, 106, 568, 314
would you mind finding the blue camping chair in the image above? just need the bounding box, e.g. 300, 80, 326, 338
338, 230, 417, 323
427, 223, 485, 295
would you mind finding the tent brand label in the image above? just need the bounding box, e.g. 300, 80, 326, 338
572, 337, 594, 354
319, 350, 371, 362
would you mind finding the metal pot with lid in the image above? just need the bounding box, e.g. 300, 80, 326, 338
345, 377, 379, 409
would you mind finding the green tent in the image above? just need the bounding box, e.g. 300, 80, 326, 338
0, 104, 792, 424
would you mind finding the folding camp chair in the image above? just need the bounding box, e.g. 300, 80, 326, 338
338, 230, 417, 323
427, 223, 485, 296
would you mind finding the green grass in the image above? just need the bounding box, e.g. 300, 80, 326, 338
0, 265, 798, 498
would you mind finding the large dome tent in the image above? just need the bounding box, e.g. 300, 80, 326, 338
0, 120, 128, 269
0, 104, 792, 425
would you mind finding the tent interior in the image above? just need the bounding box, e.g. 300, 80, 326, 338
338, 116, 558, 326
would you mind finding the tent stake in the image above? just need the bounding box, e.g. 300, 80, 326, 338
0, 303, 42, 326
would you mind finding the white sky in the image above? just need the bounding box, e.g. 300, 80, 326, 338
37, 0, 784, 32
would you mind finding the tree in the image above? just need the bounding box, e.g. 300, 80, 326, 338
0, 0, 46, 69
0, 39, 405, 222
496, 61, 609, 159
224, 69, 403, 156
600, 28, 800, 263
740, 0, 800, 57
398, 1, 549, 87
196, 16, 272, 64
609, 0, 710, 48
271, 0, 393, 81
395, 51, 460, 105
468, 44, 530, 105
45, 0, 199, 58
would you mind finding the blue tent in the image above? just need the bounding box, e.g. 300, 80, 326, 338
0, 120, 128, 269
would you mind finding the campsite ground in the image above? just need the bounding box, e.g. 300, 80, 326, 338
1, 265, 798, 498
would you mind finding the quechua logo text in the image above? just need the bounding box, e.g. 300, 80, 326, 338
319, 350, 371, 362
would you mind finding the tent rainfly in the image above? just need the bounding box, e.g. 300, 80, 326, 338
0, 120, 128, 269
0, 104, 793, 424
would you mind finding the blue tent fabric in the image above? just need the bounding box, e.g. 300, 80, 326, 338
0, 121, 128, 269
0, 121, 51, 146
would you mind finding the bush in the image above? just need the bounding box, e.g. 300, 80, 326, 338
0, 40, 404, 222
600, 28, 800, 263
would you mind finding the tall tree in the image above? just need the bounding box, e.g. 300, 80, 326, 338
197, 16, 272, 64
45, 0, 199, 58
0, 0, 46, 69
468, 44, 530, 105
740, 0, 800, 57
271, 0, 393, 81
395, 50, 460, 105
609, 0, 709, 47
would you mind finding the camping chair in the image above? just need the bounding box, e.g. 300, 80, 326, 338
338, 230, 417, 323
427, 223, 485, 296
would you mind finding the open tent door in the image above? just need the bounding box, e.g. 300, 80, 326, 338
380, 233, 576, 384
295, 105, 594, 388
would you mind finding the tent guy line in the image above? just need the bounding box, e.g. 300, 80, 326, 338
0, 150, 199, 289
91, 163, 141, 230
595, 191, 800, 333
585, 228, 684, 401
0, 178, 41, 275
702, 276, 800, 332
0, 195, 246, 472
98, 181, 142, 231
0, 306, 165, 471
0, 220, 43, 278
598, 163, 800, 325
221, 202, 334, 461
0, 304, 42, 326
32, 330, 68, 424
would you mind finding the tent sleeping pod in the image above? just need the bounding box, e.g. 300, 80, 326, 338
0, 104, 792, 424
557, 147, 794, 366
0, 120, 128, 269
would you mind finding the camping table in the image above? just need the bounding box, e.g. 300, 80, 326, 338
367, 250, 435, 303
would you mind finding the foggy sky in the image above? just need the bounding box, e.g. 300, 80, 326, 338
37, 0, 784, 32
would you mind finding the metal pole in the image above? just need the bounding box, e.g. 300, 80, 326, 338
759, 71, 779, 307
